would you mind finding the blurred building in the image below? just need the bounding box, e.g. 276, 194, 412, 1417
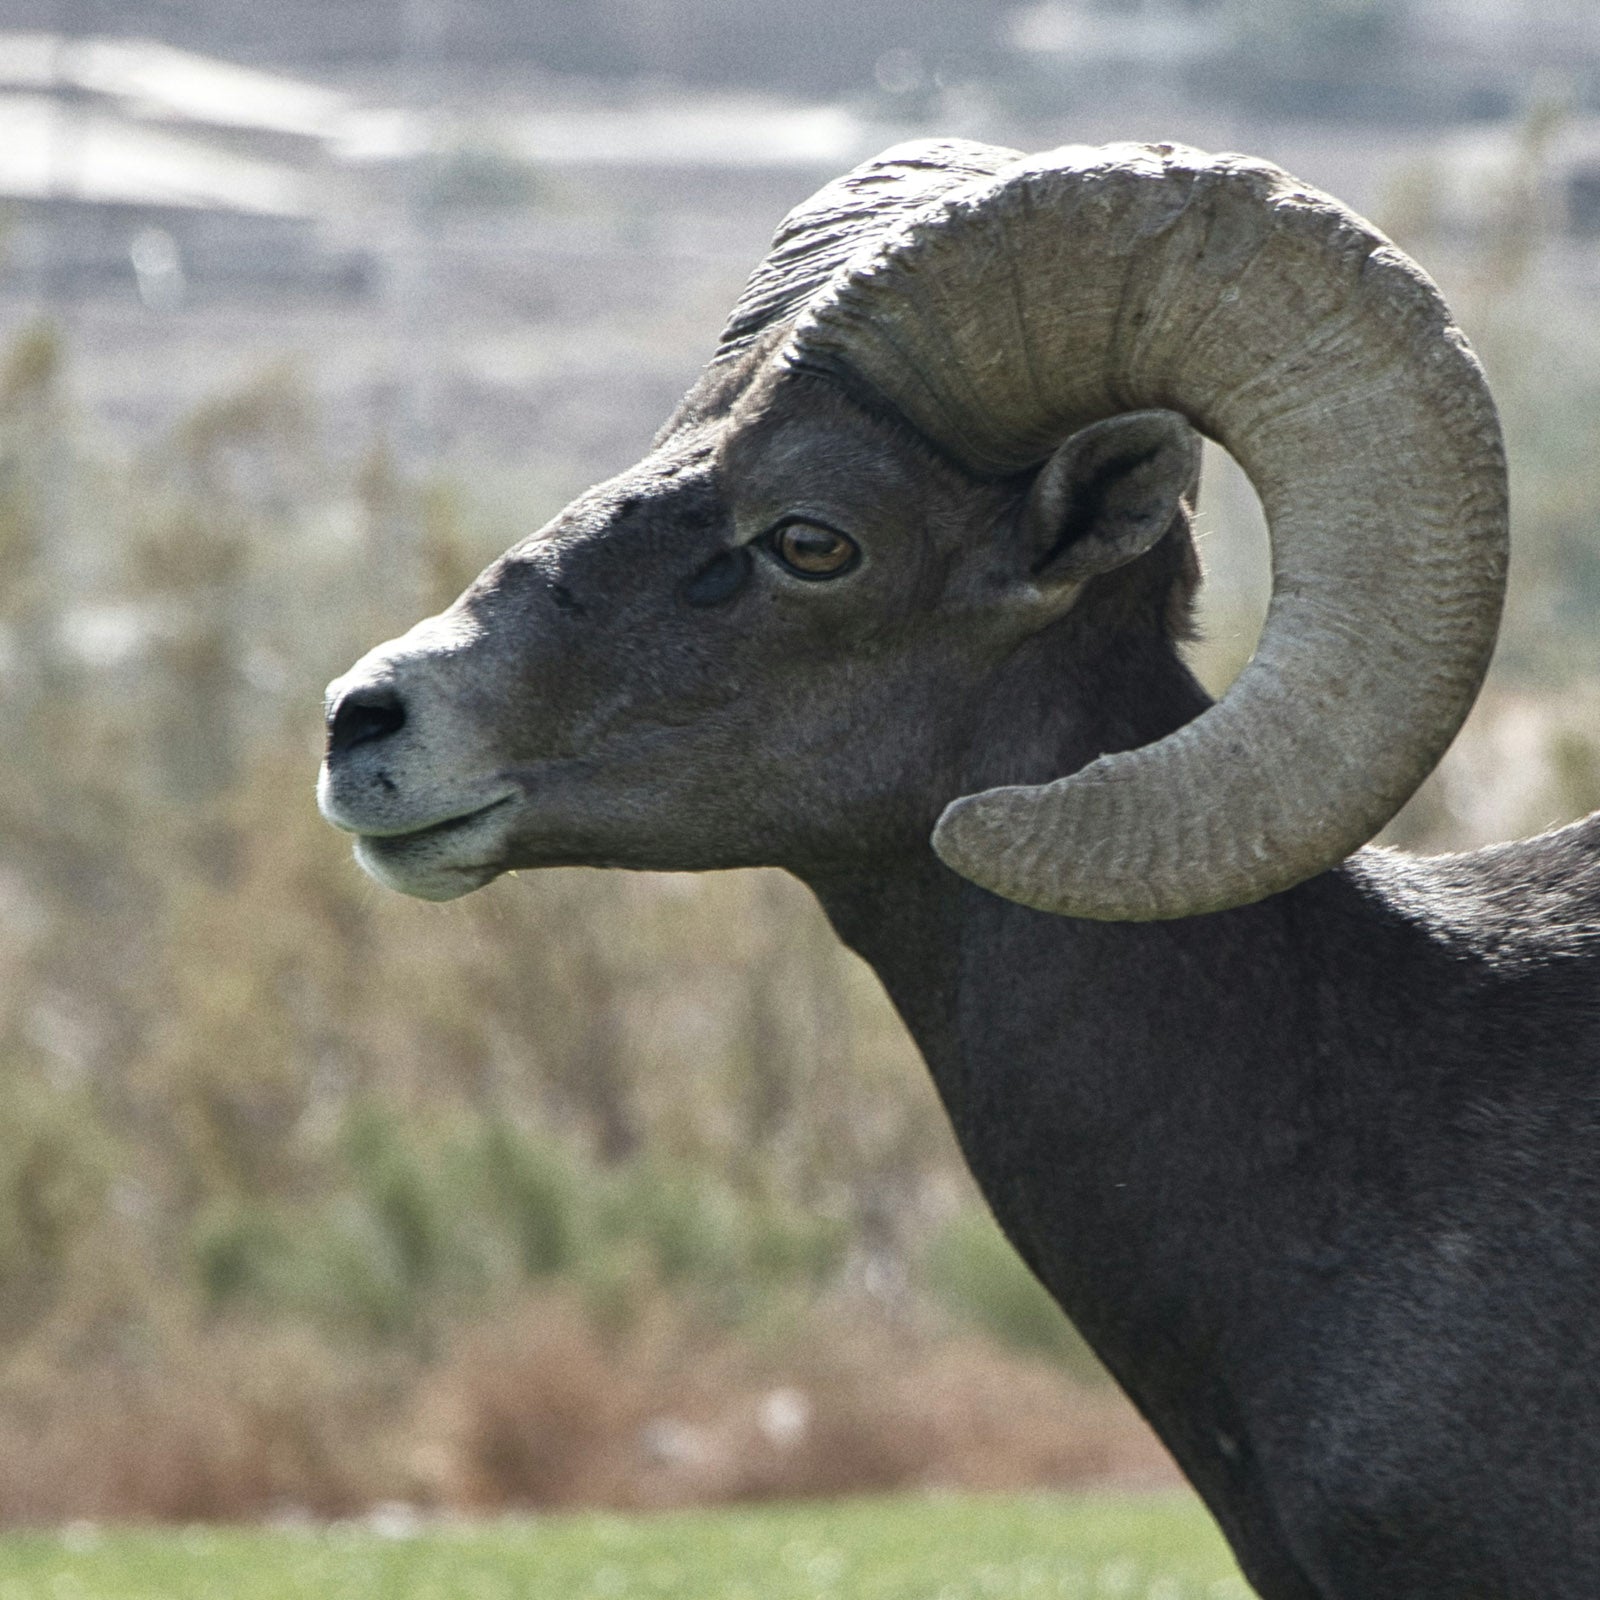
1431, 114, 1600, 245
1011, 0, 1600, 124
1407, 0, 1600, 117
0, 33, 372, 303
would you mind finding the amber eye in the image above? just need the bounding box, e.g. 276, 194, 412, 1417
770, 520, 859, 579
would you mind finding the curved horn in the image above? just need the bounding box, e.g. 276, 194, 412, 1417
786, 141, 1508, 920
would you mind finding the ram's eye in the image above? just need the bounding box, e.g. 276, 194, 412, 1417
770, 520, 859, 579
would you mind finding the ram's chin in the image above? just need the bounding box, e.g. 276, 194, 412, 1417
353, 834, 504, 901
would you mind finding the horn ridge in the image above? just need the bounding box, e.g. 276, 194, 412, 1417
712, 138, 1020, 365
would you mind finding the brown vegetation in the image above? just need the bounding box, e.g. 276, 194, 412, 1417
428, 1299, 1173, 1513
1, 270, 1599, 1526
0, 323, 1149, 1525
0, 1293, 1174, 1526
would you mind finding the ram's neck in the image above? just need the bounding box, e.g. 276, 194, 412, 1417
799, 625, 1425, 1537
808, 846, 1329, 1348
802, 631, 1273, 1330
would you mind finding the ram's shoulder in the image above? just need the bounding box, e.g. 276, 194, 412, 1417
1349, 817, 1600, 950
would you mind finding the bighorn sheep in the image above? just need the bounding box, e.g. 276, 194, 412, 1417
319, 141, 1600, 1597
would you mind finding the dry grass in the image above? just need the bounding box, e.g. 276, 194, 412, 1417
369, 1295, 1174, 1517
0, 1325, 408, 1523
0, 1291, 1171, 1527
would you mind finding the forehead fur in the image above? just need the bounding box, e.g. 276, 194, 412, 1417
723, 364, 941, 482
663, 323, 988, 507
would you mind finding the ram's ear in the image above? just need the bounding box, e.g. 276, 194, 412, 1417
1021, 410, 1201, 589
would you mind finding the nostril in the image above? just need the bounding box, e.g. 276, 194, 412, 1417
326, 685, 407, 757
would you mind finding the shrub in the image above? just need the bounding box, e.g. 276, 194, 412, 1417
0, 1072, 117, 1344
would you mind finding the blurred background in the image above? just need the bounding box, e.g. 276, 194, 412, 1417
1, 0, 1599, 1527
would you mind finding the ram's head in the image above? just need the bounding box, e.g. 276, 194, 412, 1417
319, 140, 1507, 920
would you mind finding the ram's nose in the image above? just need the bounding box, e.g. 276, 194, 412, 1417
324, 680, 407, 758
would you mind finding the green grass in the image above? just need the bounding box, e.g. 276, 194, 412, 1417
0, 1494, 1252, 1599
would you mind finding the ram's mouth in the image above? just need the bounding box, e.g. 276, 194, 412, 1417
349, 794, 520, 901
353, 793, 516, 846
